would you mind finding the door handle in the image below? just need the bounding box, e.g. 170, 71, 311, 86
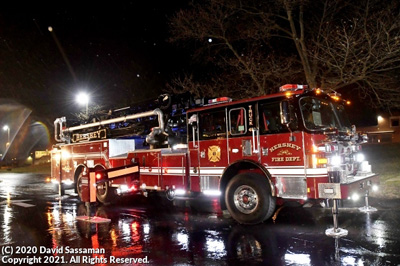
251, 128, 259, 153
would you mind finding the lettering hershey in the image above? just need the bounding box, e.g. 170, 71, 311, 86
269, 143, 301, 153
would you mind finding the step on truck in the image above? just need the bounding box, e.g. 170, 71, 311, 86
51, 85, 379, 224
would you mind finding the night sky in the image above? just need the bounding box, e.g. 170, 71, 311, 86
0, 2, 377, 128
1, 2, 190, 121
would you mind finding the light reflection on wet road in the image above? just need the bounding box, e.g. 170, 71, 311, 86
0, 172, 399, 265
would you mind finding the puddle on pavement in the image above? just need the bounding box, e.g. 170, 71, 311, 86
0, 173, 399, 265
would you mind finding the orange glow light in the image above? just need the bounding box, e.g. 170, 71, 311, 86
331, 95, 340, 101
131, 221, 139, 231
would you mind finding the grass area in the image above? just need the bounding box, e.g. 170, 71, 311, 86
363, 143, 400, 199
0, 163, 51, 175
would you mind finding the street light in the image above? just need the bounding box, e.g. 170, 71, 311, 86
76, 92, 89, 116
3, 125, 10, 147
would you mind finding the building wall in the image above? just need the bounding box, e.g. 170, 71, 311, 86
357, 113, 400, 143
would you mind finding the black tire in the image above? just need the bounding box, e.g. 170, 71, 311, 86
96, 181, 116, 203
93, 165, 113, 203
76, 170, 84, 200
225, 172, 276, 224
75, 166, 116, 203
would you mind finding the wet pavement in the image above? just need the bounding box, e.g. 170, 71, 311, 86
0, 173, 399, 265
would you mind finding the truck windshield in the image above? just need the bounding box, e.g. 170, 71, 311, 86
300, 97, 351, 132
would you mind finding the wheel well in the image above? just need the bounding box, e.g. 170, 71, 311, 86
74, 165, 85, 183
220, 160, 274, 210
74, 164, 106, 183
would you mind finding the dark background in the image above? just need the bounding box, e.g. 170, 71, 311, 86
0, 2, 376, 127
0, 2, 190, 121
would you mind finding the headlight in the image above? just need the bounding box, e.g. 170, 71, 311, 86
356, 153, 365, 163
351, 193, 360, 201
330, 155, 341, 166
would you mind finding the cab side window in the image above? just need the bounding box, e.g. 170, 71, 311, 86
229, 108, 247, 135
259, 102, 287, 134
199, 109, 227, 140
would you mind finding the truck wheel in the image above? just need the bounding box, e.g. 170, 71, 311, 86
76, 171, 84, 200
225, 173, 276, 224
96, 182, 116, 203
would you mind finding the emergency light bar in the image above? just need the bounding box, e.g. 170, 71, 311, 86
207, 97, 232, 105
279, 84, 308, 92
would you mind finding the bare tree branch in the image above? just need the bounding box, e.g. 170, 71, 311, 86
169, 0, 400, 108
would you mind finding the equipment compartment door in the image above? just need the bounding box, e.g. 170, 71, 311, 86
197, 108, 228, 190
161, 153, 187, 190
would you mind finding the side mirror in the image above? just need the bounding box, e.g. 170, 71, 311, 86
188, 114, 198, 127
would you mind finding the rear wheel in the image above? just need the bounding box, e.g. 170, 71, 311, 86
96, 181, 116, 203
75, 166, 116, 203
76, 170, 84, 200
94, 165, 116, 203
225, 173, 276, 224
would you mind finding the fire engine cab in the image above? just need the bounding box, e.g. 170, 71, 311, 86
51, 85, 379, 224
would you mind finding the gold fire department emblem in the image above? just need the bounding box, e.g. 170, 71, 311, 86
277, 149, 292, 156
208, 146, 221, 162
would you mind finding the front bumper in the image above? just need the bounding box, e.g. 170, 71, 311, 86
340, 173, 380, 200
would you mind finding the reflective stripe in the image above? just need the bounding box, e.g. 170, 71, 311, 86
108, 166, 139, 178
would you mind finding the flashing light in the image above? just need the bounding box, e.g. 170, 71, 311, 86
53, 153, 61, 162
331, 95, 340, 101
207, 97, 232, 105
96, 173, 102, 179
175, 189, 186, 195
360, 161, 372, 172
203, 190, 222, 196
312, 144, 319, 153
172, 143, 188, 150
330, 155, 341, 166
311, 154, 328, 168
356, 153, 365, 163
63, 179, 74, 186
328, 92, 341, 101
285, 91, 292, 97
131, 221, 139, 230
315, 88, 322, 95
119, 185, 129, 193
61, 150, 71, 159
279, 84, 307, 92
351, 193, 360, 201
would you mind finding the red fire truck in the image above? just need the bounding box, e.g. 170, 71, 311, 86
51, 85, 379, 224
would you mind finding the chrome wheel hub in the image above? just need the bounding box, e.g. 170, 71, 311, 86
233, 185, 258, 214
